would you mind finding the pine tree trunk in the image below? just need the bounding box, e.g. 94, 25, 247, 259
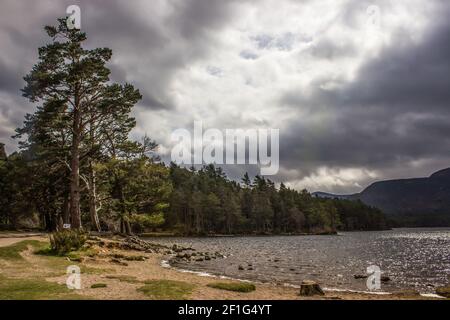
62, 192, 70, 224
88, 163, 101, 232
118, 182, 131, 235
69, 108, 82, 229
120, 218, 132, 235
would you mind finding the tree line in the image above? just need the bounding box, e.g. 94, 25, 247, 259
166, 165, 388, 235
0, 18, 388, 234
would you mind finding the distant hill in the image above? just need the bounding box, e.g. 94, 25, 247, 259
313, 168, 450, 227
312, 192, 353, 200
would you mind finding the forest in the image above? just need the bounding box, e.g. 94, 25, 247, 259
0, 18, 388, 235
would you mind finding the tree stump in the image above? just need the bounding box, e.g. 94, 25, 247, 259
300, 280, 325, 296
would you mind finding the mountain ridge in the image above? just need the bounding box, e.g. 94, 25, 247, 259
313, 168, 450, 227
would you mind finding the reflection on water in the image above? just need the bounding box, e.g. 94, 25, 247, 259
146, 228, 450, 293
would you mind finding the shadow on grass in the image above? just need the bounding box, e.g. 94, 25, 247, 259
0, 274, 87, 300
207, 282, 256, 292
137, 280, 195, 300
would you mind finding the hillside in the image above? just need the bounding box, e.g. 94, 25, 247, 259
314, 168, 450, 227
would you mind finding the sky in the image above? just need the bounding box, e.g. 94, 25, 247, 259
1, 0, 450, 194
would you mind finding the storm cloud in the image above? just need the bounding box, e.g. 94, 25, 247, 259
1, 0, 449, 193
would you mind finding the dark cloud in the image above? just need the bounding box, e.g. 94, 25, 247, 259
168, 0, 240, 39
1, 0, 450, 193
0, 0, 241, 147
240, 50, 259, 60
0, 57, 23, 94
278, 3, 450, 189
309, 37, 357, 60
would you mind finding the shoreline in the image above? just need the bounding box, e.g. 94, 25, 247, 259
161, 257, 446, 299
0, 233, 446, 300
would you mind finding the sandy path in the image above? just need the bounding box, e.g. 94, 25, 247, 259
0, 234, 46, 247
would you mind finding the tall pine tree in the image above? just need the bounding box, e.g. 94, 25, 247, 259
20, 18, 141, 229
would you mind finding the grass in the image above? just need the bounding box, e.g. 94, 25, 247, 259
34, 251, 110, 276
207, 282, 256, 293
137, 280, 195, 299
123, 255, 147, 261
0, 240, 47, 261
0, 274, 86, 300
91, 283, 108, 289
34, 243, 109, 275
105, 275, 140, 283
0, 240, 111, 277
35, 244, 98, 260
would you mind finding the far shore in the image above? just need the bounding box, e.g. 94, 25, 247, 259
0, 231, 447, 300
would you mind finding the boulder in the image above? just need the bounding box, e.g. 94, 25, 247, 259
299, 280, 325, 296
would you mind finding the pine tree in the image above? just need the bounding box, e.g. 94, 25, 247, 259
20, 18, 141, 229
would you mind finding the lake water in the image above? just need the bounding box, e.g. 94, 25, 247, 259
147, 228, 450, 293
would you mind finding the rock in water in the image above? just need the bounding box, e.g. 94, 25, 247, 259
300, 280, 325, 296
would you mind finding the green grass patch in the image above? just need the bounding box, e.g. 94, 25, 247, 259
35, 244, 98, 259
207, 282, 256, 292
91, 283, 107, 289
0, 240, 47, 261
137, 280, 194, 300
105, 275, 140, 283
34, 244, 108, 276
0, 274, 86, 300
123, 255, 147, 261
39, 255, 111, 276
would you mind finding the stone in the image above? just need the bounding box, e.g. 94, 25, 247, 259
299, 280, 325, 296
238, 265, 245, 270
